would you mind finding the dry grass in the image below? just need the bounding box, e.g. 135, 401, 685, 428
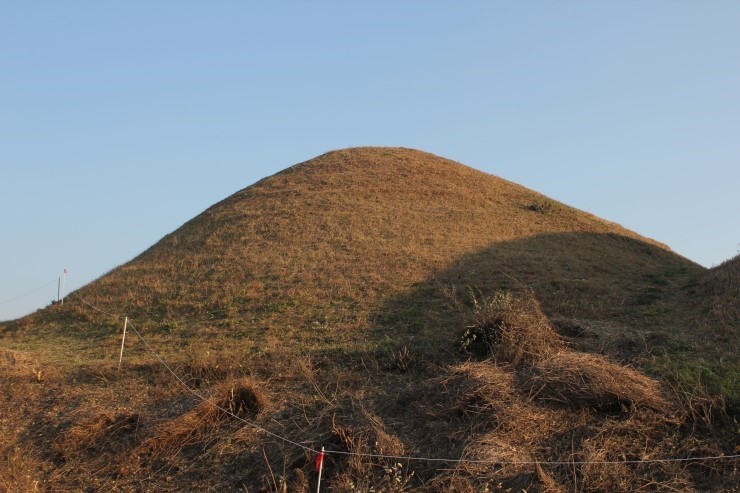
56, 412, 139, 457
21, 147, 698, 343
702, 253, 740, 329
525, 351, 670, 412
138, 378, 269, 456
327, 409, 411, 492
0, 443, 43, 493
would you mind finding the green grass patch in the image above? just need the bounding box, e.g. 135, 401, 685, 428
650, 352, 740, 408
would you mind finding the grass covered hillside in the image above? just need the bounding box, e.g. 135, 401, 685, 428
10, 147, 701, 347
702, 254, 740, 329
1, 148, 736, 492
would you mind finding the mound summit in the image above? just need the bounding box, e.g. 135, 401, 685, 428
1, 147, 736, 492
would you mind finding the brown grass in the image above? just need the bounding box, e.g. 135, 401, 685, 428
138, 378, 268, 456
327, 409, 409, 491
0, 444, 42, 493
525, 351, 670, 412
56, 412, 139, 457
25, 147, 699, 344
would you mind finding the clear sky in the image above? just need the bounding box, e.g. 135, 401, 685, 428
2, 1, 739, 321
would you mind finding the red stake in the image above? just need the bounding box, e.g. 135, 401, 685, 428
315, 447, 325, 492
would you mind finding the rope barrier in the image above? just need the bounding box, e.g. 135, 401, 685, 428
68, 292, 316, 453
125, 318, 318, 454
0, 278, 58, 305
319, 450, 740, 466
63, 292, 739, 467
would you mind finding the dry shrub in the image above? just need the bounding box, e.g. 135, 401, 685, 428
460, 289, 564, 365
327, 408, 412, 492
670, 379, 729, 431
330, 412, 404, 470
526, 351, 669, 412
56, 413, 139, 456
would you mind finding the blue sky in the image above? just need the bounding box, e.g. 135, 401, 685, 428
2, 1, 739, 321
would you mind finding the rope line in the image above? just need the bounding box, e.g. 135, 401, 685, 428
71, 292, 122, 318
125, 318, 318, 455
319, 450, 740, 466
68, 292, 317, 453
0, 278, 58, 305
66, 293, 739, 467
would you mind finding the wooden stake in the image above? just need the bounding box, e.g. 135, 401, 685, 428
118, 317, 128, 370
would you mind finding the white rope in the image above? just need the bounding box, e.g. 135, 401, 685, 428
321, 449, 740, 466
65, 293, 739, 467
71, 292, 122, 318
125, 318, 318, 454
67, 293, 317, 453
0, 278, 58, 305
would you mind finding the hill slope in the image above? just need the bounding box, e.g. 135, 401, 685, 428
1, 148, 735, 492
703, 254, 740, 328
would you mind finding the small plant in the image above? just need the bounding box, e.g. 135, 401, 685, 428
525, 198, 557, 214
390, 345, 413, 372
459, 290, 514, 357
381, 462, 415, 492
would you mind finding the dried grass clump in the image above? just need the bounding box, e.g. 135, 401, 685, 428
526, 351, 669, 412
138, 379, 268, 455
331, 413, 404, 468
578, 417, 699, 492
410, 359, 579, 492
428, 435, 565, 493
460, 289, 564, 365
420, 362, 519, 435
327, 409, 411, 492
56, 413, 139, 456
211, 380, 267, 418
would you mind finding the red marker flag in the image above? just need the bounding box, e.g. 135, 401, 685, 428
314, 449, 325, 472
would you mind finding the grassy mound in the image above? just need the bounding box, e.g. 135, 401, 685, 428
10, 148, 699, 343
1, 148, 736, 491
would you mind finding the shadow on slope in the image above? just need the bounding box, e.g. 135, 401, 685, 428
370, 230, 702, 357
701, 254, 740, 329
